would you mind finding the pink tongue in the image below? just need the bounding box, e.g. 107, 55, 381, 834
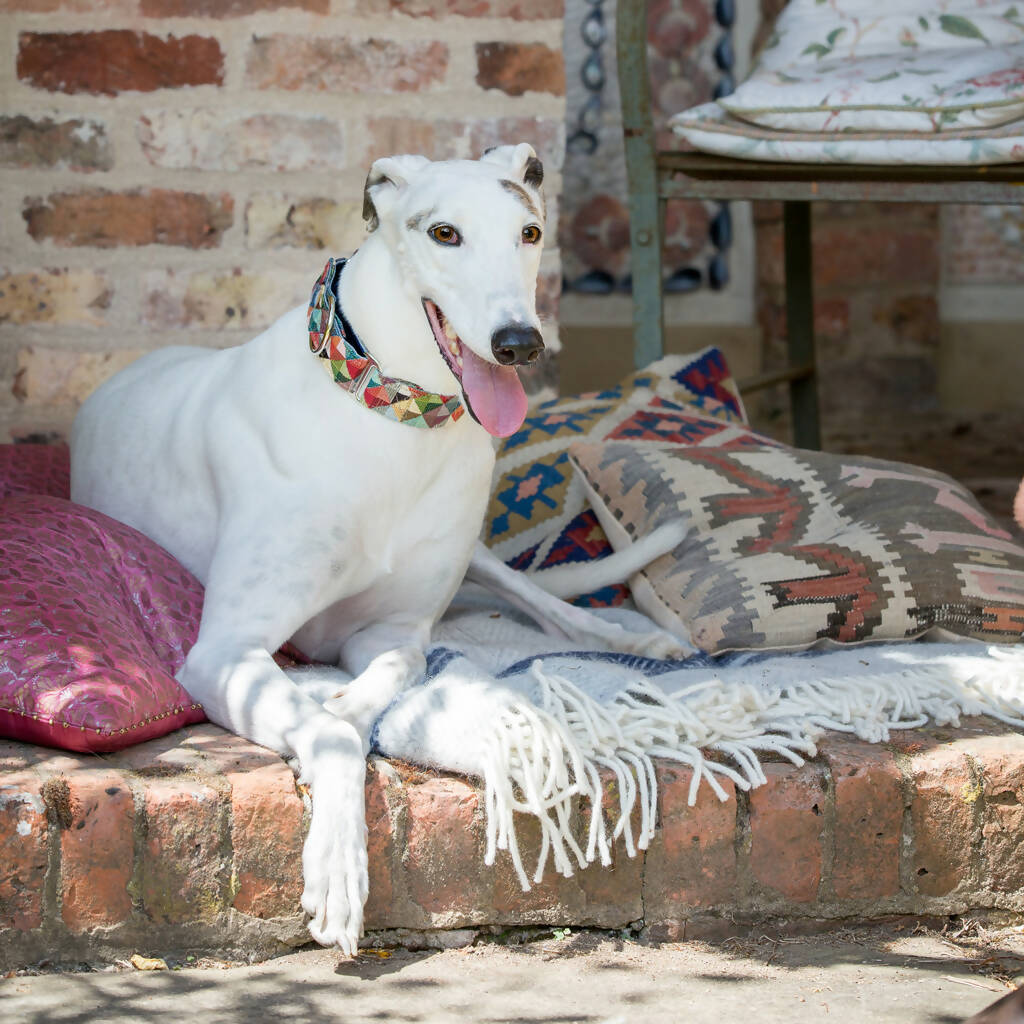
459, 344, 528, 437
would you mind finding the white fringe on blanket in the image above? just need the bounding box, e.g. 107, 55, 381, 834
372, 596, 1024, 893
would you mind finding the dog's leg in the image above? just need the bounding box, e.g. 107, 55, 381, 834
323, 623, 431, 741
177, 534, 378, 955
467, 543, 695, 660
179, 641, 367, 953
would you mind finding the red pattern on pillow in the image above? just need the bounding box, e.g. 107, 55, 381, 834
0, 443, 70, 499
0, 493, 208, 752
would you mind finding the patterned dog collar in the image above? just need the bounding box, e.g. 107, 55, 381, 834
307, 258, 465, 429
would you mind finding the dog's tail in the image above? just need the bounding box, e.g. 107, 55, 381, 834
523, 518, 688, 600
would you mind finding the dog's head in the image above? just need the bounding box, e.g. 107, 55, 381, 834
362, 144, 546, 438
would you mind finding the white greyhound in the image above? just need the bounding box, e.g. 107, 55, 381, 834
70, 145, 689, 955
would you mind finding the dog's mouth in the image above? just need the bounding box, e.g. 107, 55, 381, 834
422, 299, 528, 438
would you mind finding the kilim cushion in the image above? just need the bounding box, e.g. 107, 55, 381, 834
569, 440, 1024, 653
483, 348, 747, 607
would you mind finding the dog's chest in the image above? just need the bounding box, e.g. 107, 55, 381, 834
326, 420, 492, 583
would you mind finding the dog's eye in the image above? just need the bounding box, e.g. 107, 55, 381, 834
521, 225, 542, 245
428, 224, 461, 246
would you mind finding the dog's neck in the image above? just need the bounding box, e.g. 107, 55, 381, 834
336, 236, 461, 397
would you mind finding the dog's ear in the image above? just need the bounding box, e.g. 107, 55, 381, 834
362, 154, 430, 231
481, 143, 543, 192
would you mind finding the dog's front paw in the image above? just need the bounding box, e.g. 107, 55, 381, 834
301, 802, 369, 956
297, 722, 370, 957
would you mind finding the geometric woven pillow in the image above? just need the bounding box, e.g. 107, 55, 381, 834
483, 347, 748, 607
570, 441, 1024, 653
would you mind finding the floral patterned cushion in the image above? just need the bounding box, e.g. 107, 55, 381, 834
723, 1, 1024, 133
570, 439, 1024, 654
483, 349, 747, 607
672, 100, 1024, 164
0, 494, 208, 752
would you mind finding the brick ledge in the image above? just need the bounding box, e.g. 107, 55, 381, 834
2, 718, 1023, 969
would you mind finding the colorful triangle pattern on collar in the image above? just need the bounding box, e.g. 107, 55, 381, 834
307, 257, 464, 429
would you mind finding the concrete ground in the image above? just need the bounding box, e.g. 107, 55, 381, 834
5, 923, 1024, 1024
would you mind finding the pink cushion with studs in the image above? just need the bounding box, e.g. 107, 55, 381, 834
0, 492, 207, 752
0, 442, 70, 500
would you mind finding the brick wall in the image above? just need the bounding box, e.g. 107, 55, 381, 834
0, 0, 567, 444
939, 204, 1024, 413
754, 199, 942, 431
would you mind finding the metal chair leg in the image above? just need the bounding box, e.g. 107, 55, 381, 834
783, 201, 821, 449
617, 0, 665, 369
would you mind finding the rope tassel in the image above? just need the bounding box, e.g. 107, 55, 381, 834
453, 642, 1024, 890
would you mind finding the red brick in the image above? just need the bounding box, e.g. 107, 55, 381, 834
644, 763, 737, 917
363, 115, 565, 170
756, 297, 851, 350
757, 212, 939, 293
536, 269, 560, 323
363, 761, 399, 927
246, 36, 448, 93
245, 196, 363, 251
142, 0, 325, 13
102, 725, 231, 777
138, 111, 345, 173
404, 774, 488, 916
229, 763, 303, 919
0, 115, 112, 172
749, 763, 825, 903
569, 850, 644, 926
0, 772, 48, 931
756, 225, 785, 289
0, 269, 112, 326
475, 41, 565, 97
57, 772, 134, 931
23, 189, 233, 249
0, 0, 135, 9
488, 804, 573, 918
17, 31, 224, 95
359, 0, 563, 16
487, 770, 644, 926
162, 725, 282, 776
821, 740, 902, 901
813, 224, 938, 291
139, 777, 226, 923
14, 346, 144, 405
819, 355, 937, 419
141, 269, 308, 330
870, 293, 939, 348
944, 205, 1024, 286
903, 744, 976, 897
968, 733, 1024, 895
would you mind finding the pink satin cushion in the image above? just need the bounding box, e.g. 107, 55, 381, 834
0, 493, 207, 752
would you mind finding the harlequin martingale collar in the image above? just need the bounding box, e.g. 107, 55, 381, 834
307, 257, 465, 429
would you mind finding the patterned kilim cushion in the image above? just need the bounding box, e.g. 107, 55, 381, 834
483, 348, 747, 607
569, 440, 1024, 652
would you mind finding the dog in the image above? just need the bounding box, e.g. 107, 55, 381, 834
70, 145, 689, 955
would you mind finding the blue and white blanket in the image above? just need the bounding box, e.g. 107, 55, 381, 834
362, 589, 1024, 891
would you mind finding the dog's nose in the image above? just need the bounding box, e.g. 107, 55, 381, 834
491, 325, 544, 366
